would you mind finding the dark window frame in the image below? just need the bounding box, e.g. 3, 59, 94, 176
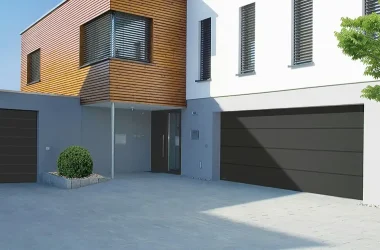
240, 2, 256, 75
198, 17, 212, 82
27, 49, 41, 84
293, 0, 313, 66
365, 0, 380, 15
80, 11, 153, 67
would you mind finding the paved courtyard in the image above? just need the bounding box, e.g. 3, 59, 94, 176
0, 173, 379, 250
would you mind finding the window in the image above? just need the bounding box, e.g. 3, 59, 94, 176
114, 12, 152, 62
365, 0, 380, 15
293, 0, 313, 65
82, 13, 112, 65
27, 49, 41, 84
81, 11, 152, 66
240, 3, 256, 74
199, 18, 212, 81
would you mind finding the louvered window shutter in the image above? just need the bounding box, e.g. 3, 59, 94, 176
293, 0, 313, 65
240, 3, 256, 74
200, 18, 212, 81
27, 49, 40, 84
114, 12, 152, 63
82, 13, 112, 65
365, 0, 380, 15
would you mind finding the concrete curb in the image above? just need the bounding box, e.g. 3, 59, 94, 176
41, 172, 110, 189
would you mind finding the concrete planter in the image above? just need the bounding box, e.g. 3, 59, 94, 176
41, 172, 109, 189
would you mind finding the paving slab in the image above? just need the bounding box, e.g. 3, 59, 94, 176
0, 173, 379, 250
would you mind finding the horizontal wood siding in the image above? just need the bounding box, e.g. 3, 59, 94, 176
21, 0, 110, 104
110, 0, 187, 107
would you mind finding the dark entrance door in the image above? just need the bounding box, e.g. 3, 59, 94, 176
0, 109, 37, 183
220, 105, 364, 200
151, 111, 181, 174
151, 111, 168, 173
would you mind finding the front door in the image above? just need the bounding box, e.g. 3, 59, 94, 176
151, 111, 168, 173
151, 111, 181, 174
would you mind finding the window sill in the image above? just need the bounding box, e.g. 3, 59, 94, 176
80, 57, 154, 69
27, 80, 41, 85
236, 71, 256, 77
80, 58, 109, 69
111, 57, 154, 66
195, 79, 212, 83
288, 62, 315, 69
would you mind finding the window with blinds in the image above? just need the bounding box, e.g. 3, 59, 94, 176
81, 11, 152, 66
240, 3, 256, 74
293, 0, 313, 65
114, 12, 152, 63
82, 13, 112, 65
27, 49, 40, 84
365, 0, 380, 15
200, 18, 212, 81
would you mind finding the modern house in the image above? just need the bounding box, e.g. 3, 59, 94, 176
16, 0, 186, 180
1, 0, 380, 205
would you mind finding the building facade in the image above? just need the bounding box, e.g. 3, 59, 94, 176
183, 0, 380, 205
0, 0, 379, 205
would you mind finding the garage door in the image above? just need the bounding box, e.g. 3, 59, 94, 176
0, 109, 37, 183
220, 105, 364, 200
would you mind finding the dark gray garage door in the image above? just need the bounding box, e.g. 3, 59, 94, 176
221, 105, 364, 200
0, 109, 37, 183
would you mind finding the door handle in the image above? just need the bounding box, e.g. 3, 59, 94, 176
162, 134, 165, 158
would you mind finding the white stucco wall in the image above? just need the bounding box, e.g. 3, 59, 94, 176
187, 0, 373, 100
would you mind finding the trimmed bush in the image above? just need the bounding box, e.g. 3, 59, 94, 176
57, 146, 93, 178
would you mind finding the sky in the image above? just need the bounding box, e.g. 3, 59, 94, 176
0, 0, 62, 91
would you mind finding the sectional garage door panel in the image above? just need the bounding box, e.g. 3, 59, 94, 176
0, 109, 37, 183
221, 108, 364, 129
220, 105, 364, 200
221, 128, 363, 152
221, 163, 363, 200
221, 147, 363, 176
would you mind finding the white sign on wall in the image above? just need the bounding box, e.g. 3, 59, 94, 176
115, 134, 127, 145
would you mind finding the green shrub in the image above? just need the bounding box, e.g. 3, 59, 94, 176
57, 146, 93, 178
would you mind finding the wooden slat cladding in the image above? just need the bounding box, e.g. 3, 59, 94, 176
110, 0, 187, 107
20, 0, 110, 104
21, 0, 186, 107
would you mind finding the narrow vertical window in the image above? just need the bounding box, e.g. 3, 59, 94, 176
293, 0, 313, 65
365, 0, 380, 15
240, 3, 256, 74
199, 18, 212, 81
27, 49, 41, 84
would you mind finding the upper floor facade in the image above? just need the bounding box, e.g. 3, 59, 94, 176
187, 0, 379, 100
21, 0, 186, 107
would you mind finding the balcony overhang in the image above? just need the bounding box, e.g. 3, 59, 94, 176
84, 101, 184, 111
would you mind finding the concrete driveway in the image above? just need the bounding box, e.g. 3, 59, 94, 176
0, 173, 379, 250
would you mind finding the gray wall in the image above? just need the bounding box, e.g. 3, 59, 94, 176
0, 91, 82, 180
81, 107, 151, 177
181, 99, 220, 181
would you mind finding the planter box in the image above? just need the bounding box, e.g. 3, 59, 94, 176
41, 172, 110, 189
